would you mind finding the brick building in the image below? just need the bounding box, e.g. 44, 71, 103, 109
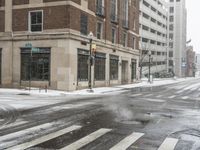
186, 46, 195, 77
0, 0, 140, 91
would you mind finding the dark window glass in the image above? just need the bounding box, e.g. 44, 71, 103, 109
95, 53, 106, 80
131, 60, 137, 80
78, 49, 89, 81
21, 48, 50, 81
110, 55, 119, 80
30, 11, 42, 32
96, 22, 103, 39
80, 14, 88, 35
111, 28, 116, 43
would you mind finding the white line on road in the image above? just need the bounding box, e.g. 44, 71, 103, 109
168, 95, 176, 99
158, 138, 179, 150
0, 121, 65, 148
6, 125, 82, 150
109, 132, 144, 150
181, 96, 189, 100
143, 94, 153, 97
130, 94, 142, 97
60, 128, 111, 150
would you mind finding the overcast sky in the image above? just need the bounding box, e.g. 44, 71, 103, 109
186, 0, 200, 53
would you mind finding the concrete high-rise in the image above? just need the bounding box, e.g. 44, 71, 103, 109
168, 0, 187, 77
139, 0, 168, 78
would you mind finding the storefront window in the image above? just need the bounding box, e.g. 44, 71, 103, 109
95, 53, 106, 81
21, 48, 50, 81
78, 49, 89, 81
110, 55, 119, 80
131, 60, 137, 80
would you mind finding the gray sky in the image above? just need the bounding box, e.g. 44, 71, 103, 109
186, 0, 200, 53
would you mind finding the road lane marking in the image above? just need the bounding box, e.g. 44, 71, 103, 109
168, 95, 176, 99
6, 125, 82, 150
158, 138, 178, 150
181, 96, 189, 100
143, 94, 153, 97
60, 128, 111, 150
142, 98, 165, 103
109, 132, 144, 150
0, 121, 66, 148
130, 94, 142, 97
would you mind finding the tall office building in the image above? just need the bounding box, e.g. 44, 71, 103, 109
168, 0, 187, 77
139, 0, 168, 78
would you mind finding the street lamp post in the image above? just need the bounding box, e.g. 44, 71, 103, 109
88, 31, 93, 91
148, 51, 151, 83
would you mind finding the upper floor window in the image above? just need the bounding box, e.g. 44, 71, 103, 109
80, 14, 88, 35
96, 0, 105, 16
122, 0, 129, 28
96, 22, 103, 39
111, 0, 118, 22
29, 11, 43, 32
170, 7, 174, 13
122, 32, 127, 47
111, 28, 116, 44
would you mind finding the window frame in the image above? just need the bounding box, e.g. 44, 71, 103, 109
96, 21, 103, 39
28, 10, 43, 33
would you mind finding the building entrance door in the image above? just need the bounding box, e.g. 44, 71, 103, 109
121, 60, 128, 84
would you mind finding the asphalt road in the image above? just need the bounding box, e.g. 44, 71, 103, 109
1, 78, 200, 150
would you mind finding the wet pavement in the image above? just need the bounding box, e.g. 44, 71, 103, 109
1, 78, 200, 149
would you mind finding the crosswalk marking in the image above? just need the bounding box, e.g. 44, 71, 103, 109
60, 128, 111, 150
168, 95, 176, 99
181, 96, 189, 100
6, 125, 82, 150
130, 93, 142, 97
0, 121, 65, 149
109, 132, 144, 150
144, 94, 153, 97
158, 138, 179, 150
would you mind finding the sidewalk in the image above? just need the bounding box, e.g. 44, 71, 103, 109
0, 77, 197, 96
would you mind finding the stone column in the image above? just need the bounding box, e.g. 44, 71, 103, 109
5, 0, 12, 32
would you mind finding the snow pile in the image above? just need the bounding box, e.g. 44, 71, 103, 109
0, 77, 197, 96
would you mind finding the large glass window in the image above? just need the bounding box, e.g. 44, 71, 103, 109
110, 55, 119, 80
131, 60, 137, 80
95, 53, 106, 81
78, 49, 89, 81
29, 11, 43, 32
21, 48, 50, 81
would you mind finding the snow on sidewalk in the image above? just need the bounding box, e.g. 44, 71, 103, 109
0, 77, 197, 96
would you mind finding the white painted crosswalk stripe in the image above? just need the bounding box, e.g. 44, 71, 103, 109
6, 125, 82, 150
60, 128, 112, 150
109, 132, 144, 150
168, 95, 176, 99
181, 96, 189, 100
158, 138, 179, 150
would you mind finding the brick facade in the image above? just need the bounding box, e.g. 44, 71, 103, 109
0, 0, 140, 91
